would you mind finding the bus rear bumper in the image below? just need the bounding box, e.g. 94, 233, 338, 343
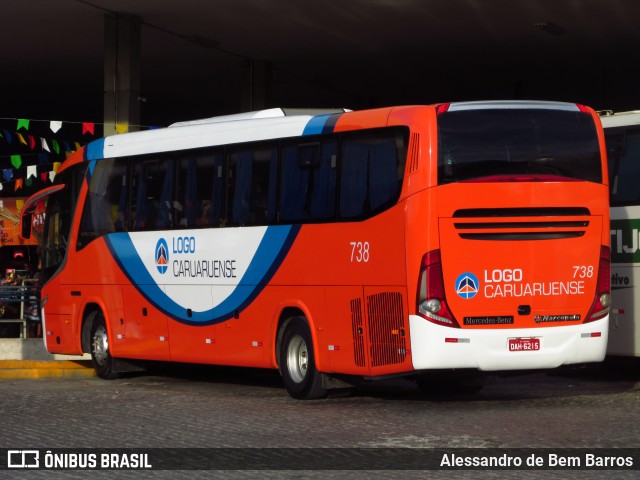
409, 314, 609, 371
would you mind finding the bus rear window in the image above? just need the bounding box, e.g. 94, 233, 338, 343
437, 108, 602, 184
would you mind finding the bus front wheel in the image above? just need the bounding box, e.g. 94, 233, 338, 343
280, 317, 327, 400
90, 312, 119, 380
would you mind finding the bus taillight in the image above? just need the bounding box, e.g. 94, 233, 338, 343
585, 246, 611, 323
576, 103, 591, 114
436, 103, 451, 115
417, 250, 460, 328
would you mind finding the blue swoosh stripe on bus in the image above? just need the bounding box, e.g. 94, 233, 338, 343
321, 113, 342, 134
85, 138, 106, 161
207, 225, 300, 322
104, 225, 300, 325
302, 114, 339, 136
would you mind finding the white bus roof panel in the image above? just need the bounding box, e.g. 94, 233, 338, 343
600, 111, 640, 128
90, 115, 325, 160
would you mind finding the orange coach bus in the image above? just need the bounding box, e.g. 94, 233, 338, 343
21, 102, 611, 399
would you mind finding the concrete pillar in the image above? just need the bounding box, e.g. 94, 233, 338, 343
240, 60, 271, 112
103, 13, 141, 136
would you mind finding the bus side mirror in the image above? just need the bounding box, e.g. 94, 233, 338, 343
21, 212, 32, 240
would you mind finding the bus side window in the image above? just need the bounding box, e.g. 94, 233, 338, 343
156, 159, 174, 229
310, 141, 337, 219
340, 141, 369, 218
178, 157, 198, 227
176, 152, 223, 228
129, 159, 172, 231
340, 133, 402, 219
280, 140, 337, 223
368, 139, 400, 211
612, 132, 640, 205
228, 145, 277, 226
77, 158, 127, 249
281, 144, 312, 222
209, 155, 224, 226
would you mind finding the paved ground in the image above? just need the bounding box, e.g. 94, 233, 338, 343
1, 358, 640, 479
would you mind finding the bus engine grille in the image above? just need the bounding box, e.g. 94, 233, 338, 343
351, 292, 407, 368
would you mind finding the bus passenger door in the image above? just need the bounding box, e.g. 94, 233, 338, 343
120, 284, 170, 360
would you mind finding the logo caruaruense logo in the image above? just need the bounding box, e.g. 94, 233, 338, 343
455, 272, 479, 299
155, 238, 169, 274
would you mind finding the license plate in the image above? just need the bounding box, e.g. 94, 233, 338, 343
508, 337, 540, 352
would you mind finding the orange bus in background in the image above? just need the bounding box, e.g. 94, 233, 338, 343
21, 102, 611, 399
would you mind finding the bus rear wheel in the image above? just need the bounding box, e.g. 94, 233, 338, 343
280, 317, 327, 400
90, 312, 119, 380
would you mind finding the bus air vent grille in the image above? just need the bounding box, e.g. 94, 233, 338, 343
408, 133, 420, 173
367, 292, 406, 367
452, 207, 590, 241
350, 298, 366, 367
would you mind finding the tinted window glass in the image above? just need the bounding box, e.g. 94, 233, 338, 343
131, 158, 173, 231
606, 129, 640, 206
43, 163, 86, 278
176, 152, 224, 228
227, 144, 277, 226
340, 130, 405, 218
78, 158, 128, 249
437, 108, 601, 184
280, 140, 338, 222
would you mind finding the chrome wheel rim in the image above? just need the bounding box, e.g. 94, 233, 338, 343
286, 334, 308, 384
92, 325, 109, 366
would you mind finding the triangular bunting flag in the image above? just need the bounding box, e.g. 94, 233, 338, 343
17, 132, 27, 145
82, 122, 95, 135
27, 165, 37, 179
28, 135, 36, 150
10, 155, 22, 170
49, 170, 56, 182
52, 139, 60, 154
53, 162, 61, 172
41, 138, 50, 152
2, 130, 12, 144
14, 178, 23, 191
17, 119, 30, 131
50, 121, 62, 133
3, 169, 13, 181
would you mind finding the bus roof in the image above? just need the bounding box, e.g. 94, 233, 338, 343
446, 100, 583, 112
599, 110, 640, 128
169, 108, 350, 127
86, 108, 352, 161
84, 101, 593, 162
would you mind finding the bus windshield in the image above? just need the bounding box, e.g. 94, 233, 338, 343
437, 107, 602, 184
40, 163, 86, 283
